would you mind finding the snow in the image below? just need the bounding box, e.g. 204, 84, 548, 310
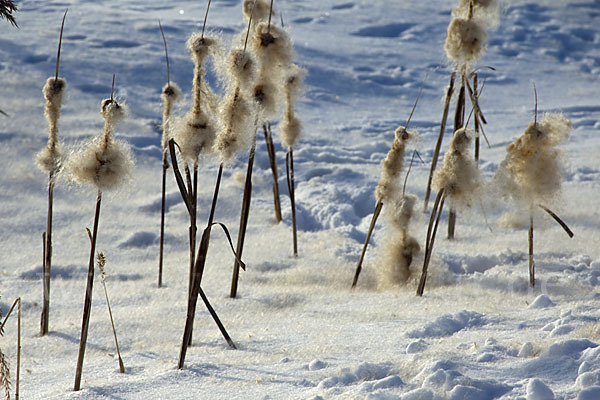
1, 0, 600, 399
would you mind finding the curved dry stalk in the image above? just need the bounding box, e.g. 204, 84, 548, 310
417, 189, 446, 296
351, 200, 383, 288
0, 297, 21, 400
539, 205, 574, 238
424, 72, 456, 212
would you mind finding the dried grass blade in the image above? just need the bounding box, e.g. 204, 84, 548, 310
539, 205, 574, 238
352, 201, 383, 288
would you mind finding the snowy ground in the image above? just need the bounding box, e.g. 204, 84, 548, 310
1, 0, 600, 399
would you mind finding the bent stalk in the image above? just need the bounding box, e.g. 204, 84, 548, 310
351, 201, 383, 288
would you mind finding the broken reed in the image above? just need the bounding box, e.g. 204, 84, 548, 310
0, 297, 21, 400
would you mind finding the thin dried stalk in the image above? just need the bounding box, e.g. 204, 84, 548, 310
0, 0, 17, 27
230, 137, 256, 298
351, 200, 383, 288
539, 205, 574, 238
0, 297, 21, 400
158, 151, 167, 288
74, 190, 102, 391
529, 214, 534, 288
424, 72, 456, 212
97, 253, 125, 373
417, 189, 446, 296
264, 123, 282, 223
40, 175, 53, 336
447, 75, 466, 240
286, 148, 298, 257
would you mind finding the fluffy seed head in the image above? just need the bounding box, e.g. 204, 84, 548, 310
214, 89, 254, 163
161, 82, 182, 149
36, 145, 63, 174
251, 22, 293, 67
432, 128, 481, 207
496, 113, 571, 206
69, 138, 134, 191
101, 99, 126, 128
285, 64, 306, 100
253, 77, 282, 120
226, 48, 256, 90
243, 0, 274, 24
444, 18, 487, 65
375, 126, 418, 203
43, 77, 66, 106
280, 113, 301, 148
454, 0, 500, 29
187, 33, 218, 65
386, 194, 417, 232
174, 110, 216, 161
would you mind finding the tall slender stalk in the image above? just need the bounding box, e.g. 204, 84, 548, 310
231, 137, 256, 298
528, 214, 534, 288
41, 174, 54, 335
286, 148, 298, 257
447, 74, 466, 240
417, 189, 446, 296
424, 72, 456, 212
74, 190, 102, 391
264, 123, 282, 223
0, 297, 21, 400
351, 201, 383, 288
158, 151, 167, 287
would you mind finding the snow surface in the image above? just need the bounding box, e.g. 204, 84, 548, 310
1, 0, 600, 399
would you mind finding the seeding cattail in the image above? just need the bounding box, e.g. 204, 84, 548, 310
243, 0, 273, 25
160, 83, 181, 150
280, 64, 304, 149
444, 18, 487, 67
495, 111, 573, 287
432, 128, 481, 207
214, 49, 256, 163
352, 126, 418, 288
69, 100, 133, 191
378, 194, 420, 286
39, 9, 68, 337
174, 34, 219, 161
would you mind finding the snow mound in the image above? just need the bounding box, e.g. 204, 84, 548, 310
526, 378, 554, 400
529, 294, 555, 309
407, 311, 488, 338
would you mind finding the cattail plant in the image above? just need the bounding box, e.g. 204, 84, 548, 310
351, 89, 422, 288
0, 297, 21, 400
495, 95, 573, 287
171, 26, 219, 315
157, 21, 182, 288
96, 252, 125, 373
423, 0, 497, 230
37, 10, 67, 336
69, 77, 133, 391
417, 128, 482, 296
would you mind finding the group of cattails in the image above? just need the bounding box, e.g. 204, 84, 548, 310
353, 0, 573, 296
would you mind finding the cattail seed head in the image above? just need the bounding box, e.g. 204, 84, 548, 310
432, 128, 481, 207
161, 82, 182, 150
226, 48, 257, 90
68, 100, 134, 191
187, 33, 218, 65
243, 0, 274, 24
174, 111, 216, 161
496, 113, 571, 206
38, 77, 67, 174
375, 126, 418, 203
214, 88, 254, 163
280, 113, 301, 149
444, 17, 487, 65
284, 64, 306, 100
43, 77, 66, 106
251, 22, 293, 68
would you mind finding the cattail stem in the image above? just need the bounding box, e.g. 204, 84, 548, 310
417, 189, 446, 296
264, 123, 282, 223
41, 173, 54, 336
158, 152, 168, 288
539, 205, 574, 238
179, 164, 237, 369
0, 297, 21, 400
528, 213, 535, 288
99, 263, 125, 373
74, 190, 102, 391
230, 137, 256, 298
424, 72, 456, 212
352, 200, 383, 288
447, 75, 466, 240
473, 75, 480, 162
286, 148, 298, 257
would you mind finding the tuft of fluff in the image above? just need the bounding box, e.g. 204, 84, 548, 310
377, 194, 420, 287
174, 110, 216, 161
444, 18, 487, 65
432, 128, 481, 208
375, 126, 418, 203
453, 0, 500, 29
495, 113, 571, 207
284, 64, 306, 100
251, 22, 293, 70
161, 82, 182, 150
37, 77, 67, 173
214, 88, 254, 163
280, 113, 302, 149
69, 100, 133, 191
243, 0, 274, 24
69, 138, 134, 191
253, 77, 282, 120
226, 48, 257, 91
187, 33, 218, 65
